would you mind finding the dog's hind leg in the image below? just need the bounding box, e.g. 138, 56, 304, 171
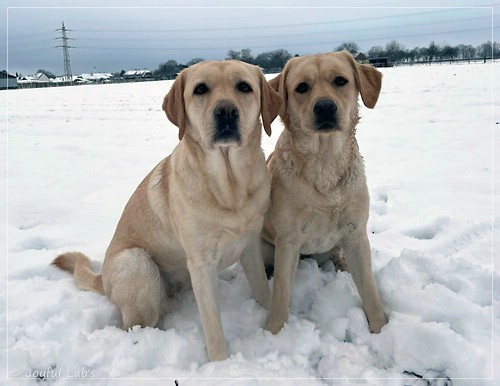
310, 246, 347, 271
102, 247, 168, 330
261, 238, 276, 279
331, 246, 348, 272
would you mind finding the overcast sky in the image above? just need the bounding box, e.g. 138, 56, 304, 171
2, 0, 499, 76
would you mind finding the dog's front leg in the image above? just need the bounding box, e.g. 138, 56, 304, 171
265, 237, 300, 334
187, 259, 229, 361
240, 233, 271, 310
343, 232, 387, 333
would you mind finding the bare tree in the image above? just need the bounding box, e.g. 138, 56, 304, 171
226, 49, 241, 60
427, 41, 439, 62
186, 58, 205, 67
335, 42, 360, 54
367, 46, 385, 59
385, 40, 406, 64
457, 44, 475, 60
254, 49, 292, 72
226, 49, 254, 63
476, 41, 493, 59
154, 60, 181, 79
239, 49, 254, 64
494, 41, 500, 59
440, 44, 459, 61
36, 69, 56, 78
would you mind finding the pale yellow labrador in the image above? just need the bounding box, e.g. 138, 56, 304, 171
52, 60, 282, 361
263, 51, 388, 334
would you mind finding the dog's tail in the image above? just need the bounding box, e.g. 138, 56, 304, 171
52, 252, 105, 294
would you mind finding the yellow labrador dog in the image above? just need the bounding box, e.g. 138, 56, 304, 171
52, 60, 282, 361
263, 51, 387, 335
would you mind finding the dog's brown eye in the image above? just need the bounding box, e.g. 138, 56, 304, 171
194, 83, 209, 95
237, 82, 253, 93
295, 82, 309, 94
333, 77, 348, 87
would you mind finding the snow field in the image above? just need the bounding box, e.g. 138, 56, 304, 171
2, 62, 499, 385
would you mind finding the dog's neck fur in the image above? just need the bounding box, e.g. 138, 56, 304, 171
278, 115, 362, 195
180, 124, 265, 209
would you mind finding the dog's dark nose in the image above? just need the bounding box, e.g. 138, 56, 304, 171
214, 102, 241, 144
313, 99, 337, 117
214, 102, 239, 120
313, 99, 338, 131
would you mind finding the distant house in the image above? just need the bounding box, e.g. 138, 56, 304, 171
368, 57, 392, 68
33, 72, 50, 82
17, 72, 53, 88
73, 76, 92, 84
355, 53, 367, 62
75, 73, 113, 83
52, 76, 73, 83
0, 70, 18, 89
123, 69, 153, 80
20, 72, 50, 83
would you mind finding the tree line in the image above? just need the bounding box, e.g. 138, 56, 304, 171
153, 48, 293, 79
33, 39, 499, 81
337, 40, 500, 65
152, 40, 498, 79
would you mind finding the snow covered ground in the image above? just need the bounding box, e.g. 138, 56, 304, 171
2, 61, 499, 385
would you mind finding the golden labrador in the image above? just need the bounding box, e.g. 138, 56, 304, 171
52, 60, 282, 361
263, 51, 387, 334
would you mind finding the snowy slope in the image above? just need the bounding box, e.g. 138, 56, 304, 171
2, 62, 499, 385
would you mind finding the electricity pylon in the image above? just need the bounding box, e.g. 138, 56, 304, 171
55, 22, 74, 81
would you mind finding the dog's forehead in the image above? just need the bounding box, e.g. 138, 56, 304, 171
185, 61, 256, 85
287, 53, 353, 82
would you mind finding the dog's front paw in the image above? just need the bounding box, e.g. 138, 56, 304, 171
368, 315, 388, 334
207, 341, 230, 362
265, 315, 286, 335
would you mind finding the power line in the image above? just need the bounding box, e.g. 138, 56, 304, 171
72, 15, 494, 44
74, 25, 495, 53
69, 7, 495, 34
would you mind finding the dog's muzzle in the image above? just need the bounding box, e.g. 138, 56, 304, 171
213, 102, 241, 144
313, 99, 339, 131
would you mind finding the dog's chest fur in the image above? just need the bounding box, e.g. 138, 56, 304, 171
296, 185, 347, 255
148, 145, 270, 271
270, 132, 363, 255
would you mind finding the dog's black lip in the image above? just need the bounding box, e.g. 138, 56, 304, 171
214, 113, 241, 143
213, 127, 241, 144
315, 122, 340, 131
217, 129, 236, 138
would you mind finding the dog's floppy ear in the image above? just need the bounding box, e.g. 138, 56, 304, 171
269, 67, 291, 127
346, 52, 382, 109
259, 71, 282, 136
268, 73, 281, 93
162, 70, 187, 140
